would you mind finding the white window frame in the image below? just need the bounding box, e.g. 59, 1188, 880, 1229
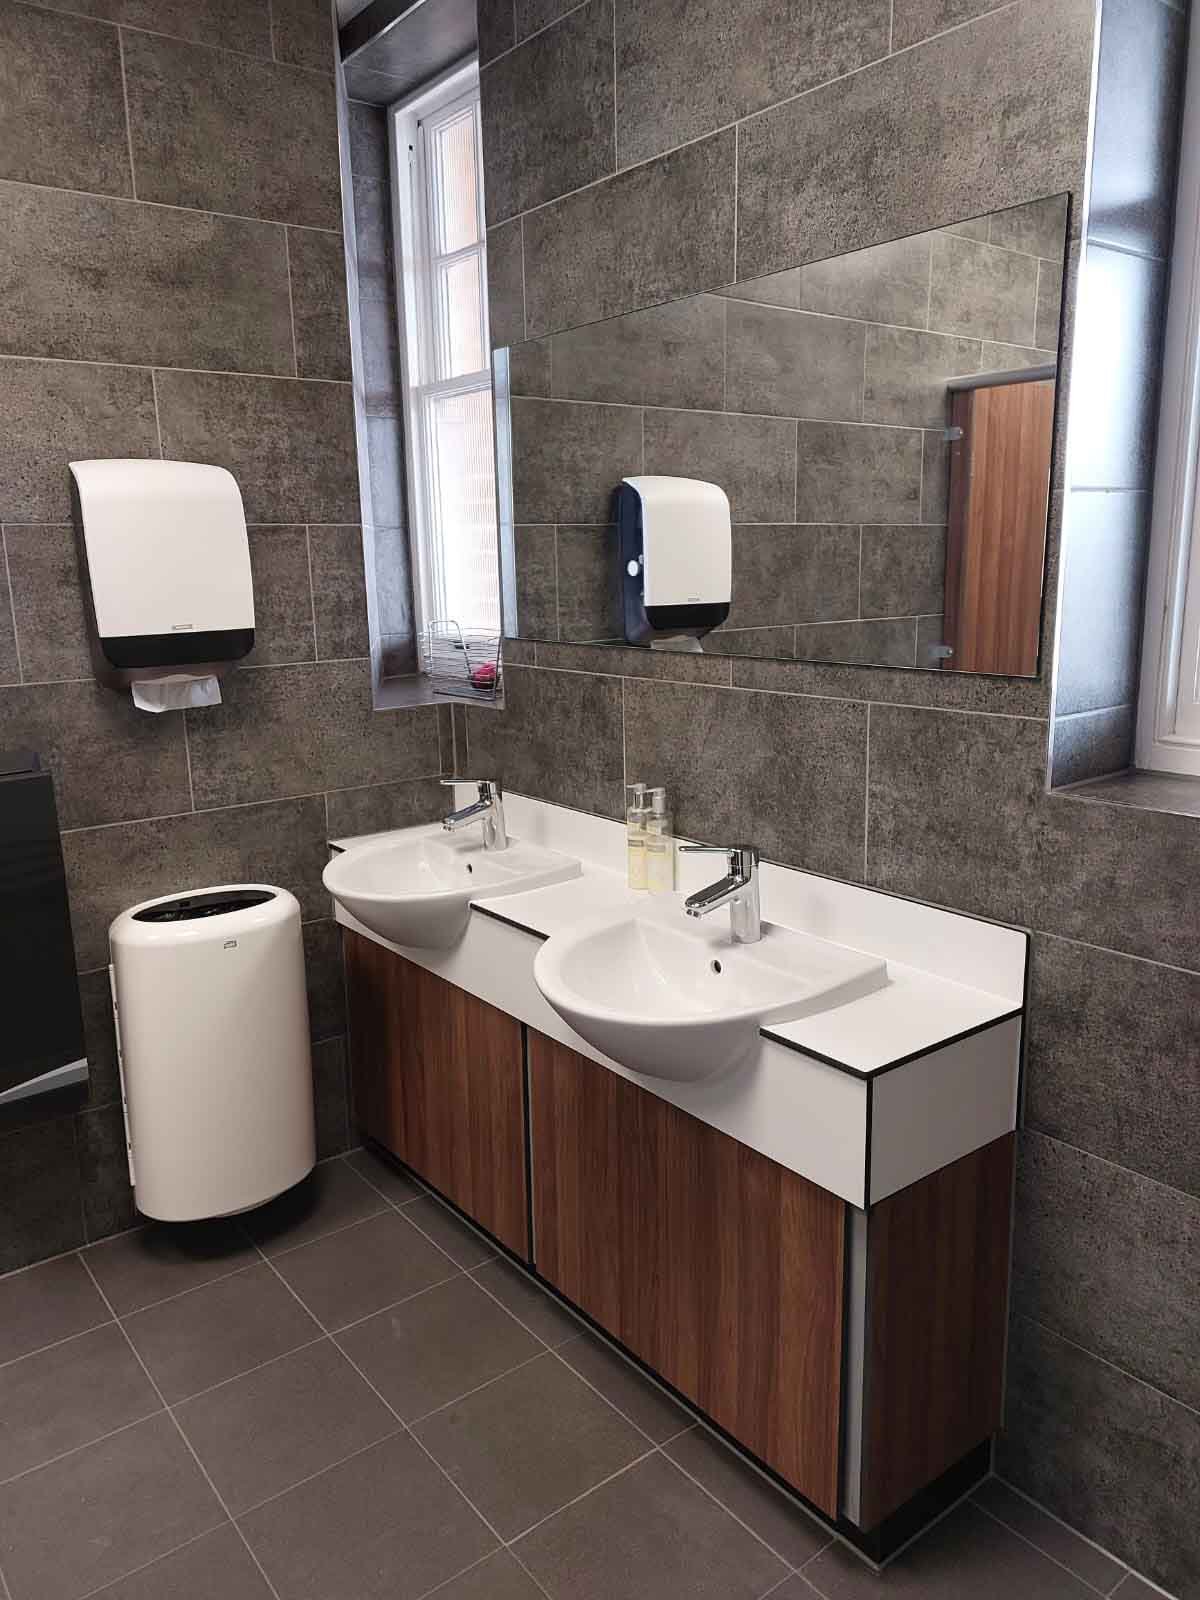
1137, 18, 1200, 775
388, 56, 496, 646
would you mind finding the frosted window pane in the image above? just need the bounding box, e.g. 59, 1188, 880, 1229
437, 254, 485, 379
431, 108, 480, 254
426, 387, 499, 632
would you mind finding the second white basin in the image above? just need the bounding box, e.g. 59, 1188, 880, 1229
324, 828, 580, 949
534, 900, 888, 1081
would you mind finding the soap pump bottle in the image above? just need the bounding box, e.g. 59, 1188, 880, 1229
625, 782, 649, 890
645, 787, 675, 894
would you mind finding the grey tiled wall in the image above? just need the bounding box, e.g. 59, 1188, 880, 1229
501, 202, 1066, 666
0, 0, 446, 1272
476, 0, 1198, 1592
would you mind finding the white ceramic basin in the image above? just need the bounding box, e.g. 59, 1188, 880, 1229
534, 901, 888, 1081
324, 828, 580, 949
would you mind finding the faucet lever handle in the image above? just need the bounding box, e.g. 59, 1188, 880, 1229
680, 843, 758, 877
440, 777, 501, 801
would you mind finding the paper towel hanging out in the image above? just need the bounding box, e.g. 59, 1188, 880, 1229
69, 459, 255, 711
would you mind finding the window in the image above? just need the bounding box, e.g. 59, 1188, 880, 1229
1137, 19, 1200, 775
390, 63, 500, 648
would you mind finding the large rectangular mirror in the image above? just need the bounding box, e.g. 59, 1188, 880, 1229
495, 193, 1068, 676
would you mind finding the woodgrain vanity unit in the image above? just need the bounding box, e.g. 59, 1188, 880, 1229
331, 791, 1026, 1562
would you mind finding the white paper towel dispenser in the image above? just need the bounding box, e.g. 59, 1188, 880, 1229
69, 459, 255, 707
614, 475, 731, 645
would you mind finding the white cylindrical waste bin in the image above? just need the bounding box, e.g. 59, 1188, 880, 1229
109, 884, 316, 1222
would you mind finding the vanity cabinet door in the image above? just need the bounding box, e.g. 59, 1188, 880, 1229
528, 1030, 845, 1517
344, 930, 529, 1258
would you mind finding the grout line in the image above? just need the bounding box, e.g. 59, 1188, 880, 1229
610, 0, 618, 169
258, 1205, 391, 1264
887, 0, 894, 51
303, 525, 320, 659
1019, 1127, 1198, 1204
232, 1421, 406, 1520
519, 215, 528, 343
148, 1333, 329, 1410
282, 226, 300, 379
484, 0, 594, 70
0, 1404, 167, 1490
660, 1431, 833, 1574
265, 0, 277, 61
405, 1348, 549, 1426
409, 1548, 507, 1600
465, 1260, 588, 1348
0, 1316, 118, 1377
512, 389, 935, 432
0, 173, 342, 239
75, 1525, 233, 1600
57, 765, 448, 837
10, 0, 333, 75
181, 708, 196, 810
970, 1495, 1124, 1598
0, 350, 350, 386
732, 123, 739, 283
73, 1256, 287, 1600
863, 702, 871, 881
1015, 1321, 1200, 1421
115, 29, 138, 201
507, 1447, 659, 1545
1, 528, 25, 684
327, 1264, 465, 1339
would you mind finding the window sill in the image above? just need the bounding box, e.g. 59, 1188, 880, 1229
374, 673, 440, 711
1053, 767, 1200, 819
374, 672, 505, 712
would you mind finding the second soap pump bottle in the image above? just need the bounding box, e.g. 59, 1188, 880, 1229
626, 783, 674, 894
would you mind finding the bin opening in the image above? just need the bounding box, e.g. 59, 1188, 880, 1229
133, 889, 276, 923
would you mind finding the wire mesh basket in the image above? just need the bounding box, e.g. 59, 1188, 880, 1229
420, 620, 502, 704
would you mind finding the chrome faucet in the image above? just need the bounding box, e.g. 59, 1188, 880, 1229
441, 778, 508, 851
681, 844, 762, 943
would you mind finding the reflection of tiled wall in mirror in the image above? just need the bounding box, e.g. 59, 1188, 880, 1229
499, 194, 1067, 671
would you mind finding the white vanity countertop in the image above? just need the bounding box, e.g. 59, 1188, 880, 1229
331, 789, 1024, 1082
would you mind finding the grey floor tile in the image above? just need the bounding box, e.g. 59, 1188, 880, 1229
428, 1550, 547, 1600
271, 1210, 458, 1332
470, 1257, 583, 1346
344, 1145, 424, 1205
82, 1219, 257, 1316
664, 1426, 829, 1567
403, 1195, 498, 1269
242, 1159, 386, 1257
0, 1412, 223, 1600
802, 1501, 1099, 1599
0, 1323, 160, 1482
96, 1524, 273, 1599
558, 1330, 691, 1444
514, 1449, 788, 1600
412, 1349, 647, 1539
337, 1274, 541, 1422
239, 1431, 497, 1600
173, 1341, 395, 1515
122, 1263, 321, 1404
0, 1254, 110, 1365
974, 1477, 1126, 1594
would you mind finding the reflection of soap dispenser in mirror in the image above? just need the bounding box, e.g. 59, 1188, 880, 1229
626, 783, 649, 890
645, 787, 674, 894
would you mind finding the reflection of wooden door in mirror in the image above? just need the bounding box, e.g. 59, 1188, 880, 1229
942, 377, 1054, 674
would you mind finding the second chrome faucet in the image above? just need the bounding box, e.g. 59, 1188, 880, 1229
681, 844, 762, 943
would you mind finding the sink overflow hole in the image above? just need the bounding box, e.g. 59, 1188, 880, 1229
466, 864, 473, 873
711, 959, 722, 974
